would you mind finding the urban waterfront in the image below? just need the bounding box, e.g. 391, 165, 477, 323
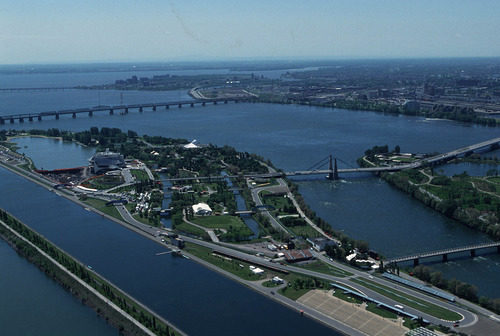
2, 70, 500, 334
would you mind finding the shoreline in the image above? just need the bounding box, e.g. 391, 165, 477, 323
0, 212, 185, 336
0, 136, 487, 334
0, 146, 363, 336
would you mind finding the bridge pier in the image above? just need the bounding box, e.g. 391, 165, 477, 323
55, 114, 59, 120
497, 246, 500, 254
213, 101, 217, 105
88, 111, 93, 117
190, 103, 194, 107
0, 118, 4, 124
470, 249, 476, 258
413, 258, 419, 266
152, 105, 156, 111
178, 103, 182, 108
19, 117, 24, 123
124, 108, 128, 114
109, 109, 114, 115
38, 116, 42, 121
72, 113, 76, 118
202, 102, 206, 106
442, 254, 448, 262
10, 118, 14, 123
29, 116, 33, 122
224, 100, 228, 104
165, 105, 169, 109
139, 107, 143, 113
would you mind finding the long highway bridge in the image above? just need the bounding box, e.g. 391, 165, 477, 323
387, 241, 500, 266
161, 136, 500, 181
0, 97, 248, 124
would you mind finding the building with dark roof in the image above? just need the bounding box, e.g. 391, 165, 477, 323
283, 249, 313, 263
89, 149, 126, 174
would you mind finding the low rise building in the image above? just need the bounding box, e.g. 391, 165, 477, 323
89, 149, 126, 174
192, 202, 212, 216
283, 249, 313, 263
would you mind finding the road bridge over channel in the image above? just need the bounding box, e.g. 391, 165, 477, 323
161, 136, 500, 182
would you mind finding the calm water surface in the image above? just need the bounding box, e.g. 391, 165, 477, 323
1, 74, 500, 333
0, 167, 336, 336
0, 239, 117, 336
4, 103, 499, 298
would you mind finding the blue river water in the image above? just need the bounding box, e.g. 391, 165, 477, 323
0, 167, 335, 336
4, 103, 500, 297
1, 67, 500, 333
0, 239, 117, 336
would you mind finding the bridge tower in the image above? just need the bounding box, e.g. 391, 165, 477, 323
327, 155, 339, 180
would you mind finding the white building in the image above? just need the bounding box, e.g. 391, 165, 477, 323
192, 202, 212, 216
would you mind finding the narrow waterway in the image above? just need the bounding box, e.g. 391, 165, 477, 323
0, 239, 117, 336
0, 166, 336, 336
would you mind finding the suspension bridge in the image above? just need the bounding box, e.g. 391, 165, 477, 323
160, 136, 500, 182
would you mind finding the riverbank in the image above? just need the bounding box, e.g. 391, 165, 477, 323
251, 97, 499, 127
0, 209, 184, 336
0, 132, 490, 334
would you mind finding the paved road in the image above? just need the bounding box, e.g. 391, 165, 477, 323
1, 156, 493, 334
249, 179, 290, 234
180, 235, 478, 329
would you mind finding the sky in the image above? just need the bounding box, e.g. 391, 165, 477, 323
1, 0, 500, 64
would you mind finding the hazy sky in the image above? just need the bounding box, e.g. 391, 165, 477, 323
1, 0, 500, 64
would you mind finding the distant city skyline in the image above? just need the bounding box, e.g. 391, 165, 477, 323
1, 0, 500, 64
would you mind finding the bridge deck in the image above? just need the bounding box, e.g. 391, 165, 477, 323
387, 241, 500, 264
0, 98, 248, 120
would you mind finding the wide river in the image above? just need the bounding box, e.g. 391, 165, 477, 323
1, 68, 500, 334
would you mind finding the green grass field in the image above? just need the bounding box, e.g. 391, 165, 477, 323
351, 278, 462, 321
191, 215, 253, 236
82, 197, 122, 220
130, 169, 150, 182
297, 260, 353, 277
175, 222, 208, 239
184, 242, 267, 281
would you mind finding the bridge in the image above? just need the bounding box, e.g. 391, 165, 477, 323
386, 241, 500, 266
0, 97, 248, 124
161, 136, 500, 182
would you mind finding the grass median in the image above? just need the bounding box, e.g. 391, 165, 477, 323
351, 277, 462, 321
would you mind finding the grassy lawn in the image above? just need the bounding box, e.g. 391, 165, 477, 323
132, 213, 162, 227
297, 260, 353, 277
487, 176, 500, 184
333, 289, 363, 304
351, 278, 462, 321
262, 280, 280, 288
82, 197, 122, 220
287, 225, 322, 238
191, 216, 253, 235
184, 242, 267, 281
87, 175, 124, 190
175, 222, 208, 239
130, 169, 150, 182
279, 273, 329, 301
366, 302, 398, 319
262, 194, 295, 216
421, 185, 447, 199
